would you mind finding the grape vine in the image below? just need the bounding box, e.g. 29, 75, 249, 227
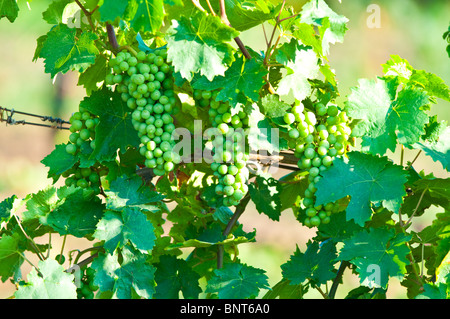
0, 0, 449, 302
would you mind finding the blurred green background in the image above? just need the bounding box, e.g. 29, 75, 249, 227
0, 0, 449, 299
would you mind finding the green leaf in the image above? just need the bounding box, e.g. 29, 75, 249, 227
415, 282, 448, 299
0, 0, 19, 22
15, 259, 77, 299
166, 10, 239, 81
338, 227, 411, 289
94, 207, 156, 253
412, 126, 450, 171
154, 255, 201, 299
381, 55, 413, 81
247, 105, 287, 153
275, 40, 320, 102
0, 234, 24, 282
129, 0, 164, 34
248, 175, 282, 221
80, 87, 140, 161
99, 0, 129, 22
23, 186, 59, 222
409, 70, 450, 102
192, 53, 268, 107
299, 0, 348, 55
259, 94, 291, 119
77, 54, 108, 95
41, 143, 78, 183
206, 262, 270, 299
262, 278, 305, 299
39, 23, 99, 78
0, 195, 21, 224
91, 249, 156, 299
315, 152, 408, 226
105, 174, 164, 211
42, 0, 71, 24
281, 240, 337, 286
113, 251, 156, 299
345, 78, 430, 155
45, 186, 105, 238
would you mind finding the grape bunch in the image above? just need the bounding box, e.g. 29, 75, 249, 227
64, 107, 106, 194
284, 101, 351, 227
193, 89, 250, 207
76, 267, 98, 299
106, 48, 179, 176
66, 106, 98, 156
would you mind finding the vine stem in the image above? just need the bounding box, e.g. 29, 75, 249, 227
74, 0, 96, 31
328, 260, 350, 299
106, 23, 119, 52
217, 195, 251, 269
219, 0, 252, 60
13, 215, 45, 261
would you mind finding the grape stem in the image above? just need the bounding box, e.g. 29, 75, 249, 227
328, 260, 350, 299
106, 23, 119, 52
217, 195, 251, 269
219, 0, 252, 60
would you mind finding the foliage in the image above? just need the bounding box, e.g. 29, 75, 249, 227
0, 0, 449, 300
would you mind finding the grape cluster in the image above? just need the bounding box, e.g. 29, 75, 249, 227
64, 107, 106, 193
76, 267, 98, 299
106, 48, 179, 176
66, 106, 98, 156
284, 101, 351, 227
194, 89, 250, 207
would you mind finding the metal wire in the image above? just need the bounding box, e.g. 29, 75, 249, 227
0, 106, 70, 130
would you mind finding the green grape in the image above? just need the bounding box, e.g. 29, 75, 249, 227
286, 100, 351, 228
107, 47, 177, 176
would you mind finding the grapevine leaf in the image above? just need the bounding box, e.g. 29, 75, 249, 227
105, 174, 165, 211
129, 0, 164, 35
154, 255, 201, 299
315, 152, 408, 226
0, 195, 21, 224
80, 87, 140, 162
247, 105, 287, 153
166, 10, 239, 81
23, 186, 59, 221
15, 259, 77, 299
262, 279, 305, 299
113, 252, 156, 299
338, 227, 411, 289
259, 94, 292, 119
0, 234, 24, 282
415, 282, 449, 299
99, 0, 129, 22
94, 207, 156, 253
281, 240, 337, 286
42, 0, 71, 24
39, 23, 99, 78
275, 40, 320, 102
91, 251, 120, 294
77, 54, 108, 95
45, 186, 104, 238
192, 53, 268, 107
299, 0, 348, 55
248, 175, 282, 221
345, 78, 430, 155
41, 143, 78, 183
381, 54, 413, 81
409, 70, 450, 102
0, 0, 19, 23
316, 210, 363, 243
206, 262, 270, 299
412, 126, 450, 171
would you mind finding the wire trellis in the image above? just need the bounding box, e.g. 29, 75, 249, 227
0, 106, 70, 130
